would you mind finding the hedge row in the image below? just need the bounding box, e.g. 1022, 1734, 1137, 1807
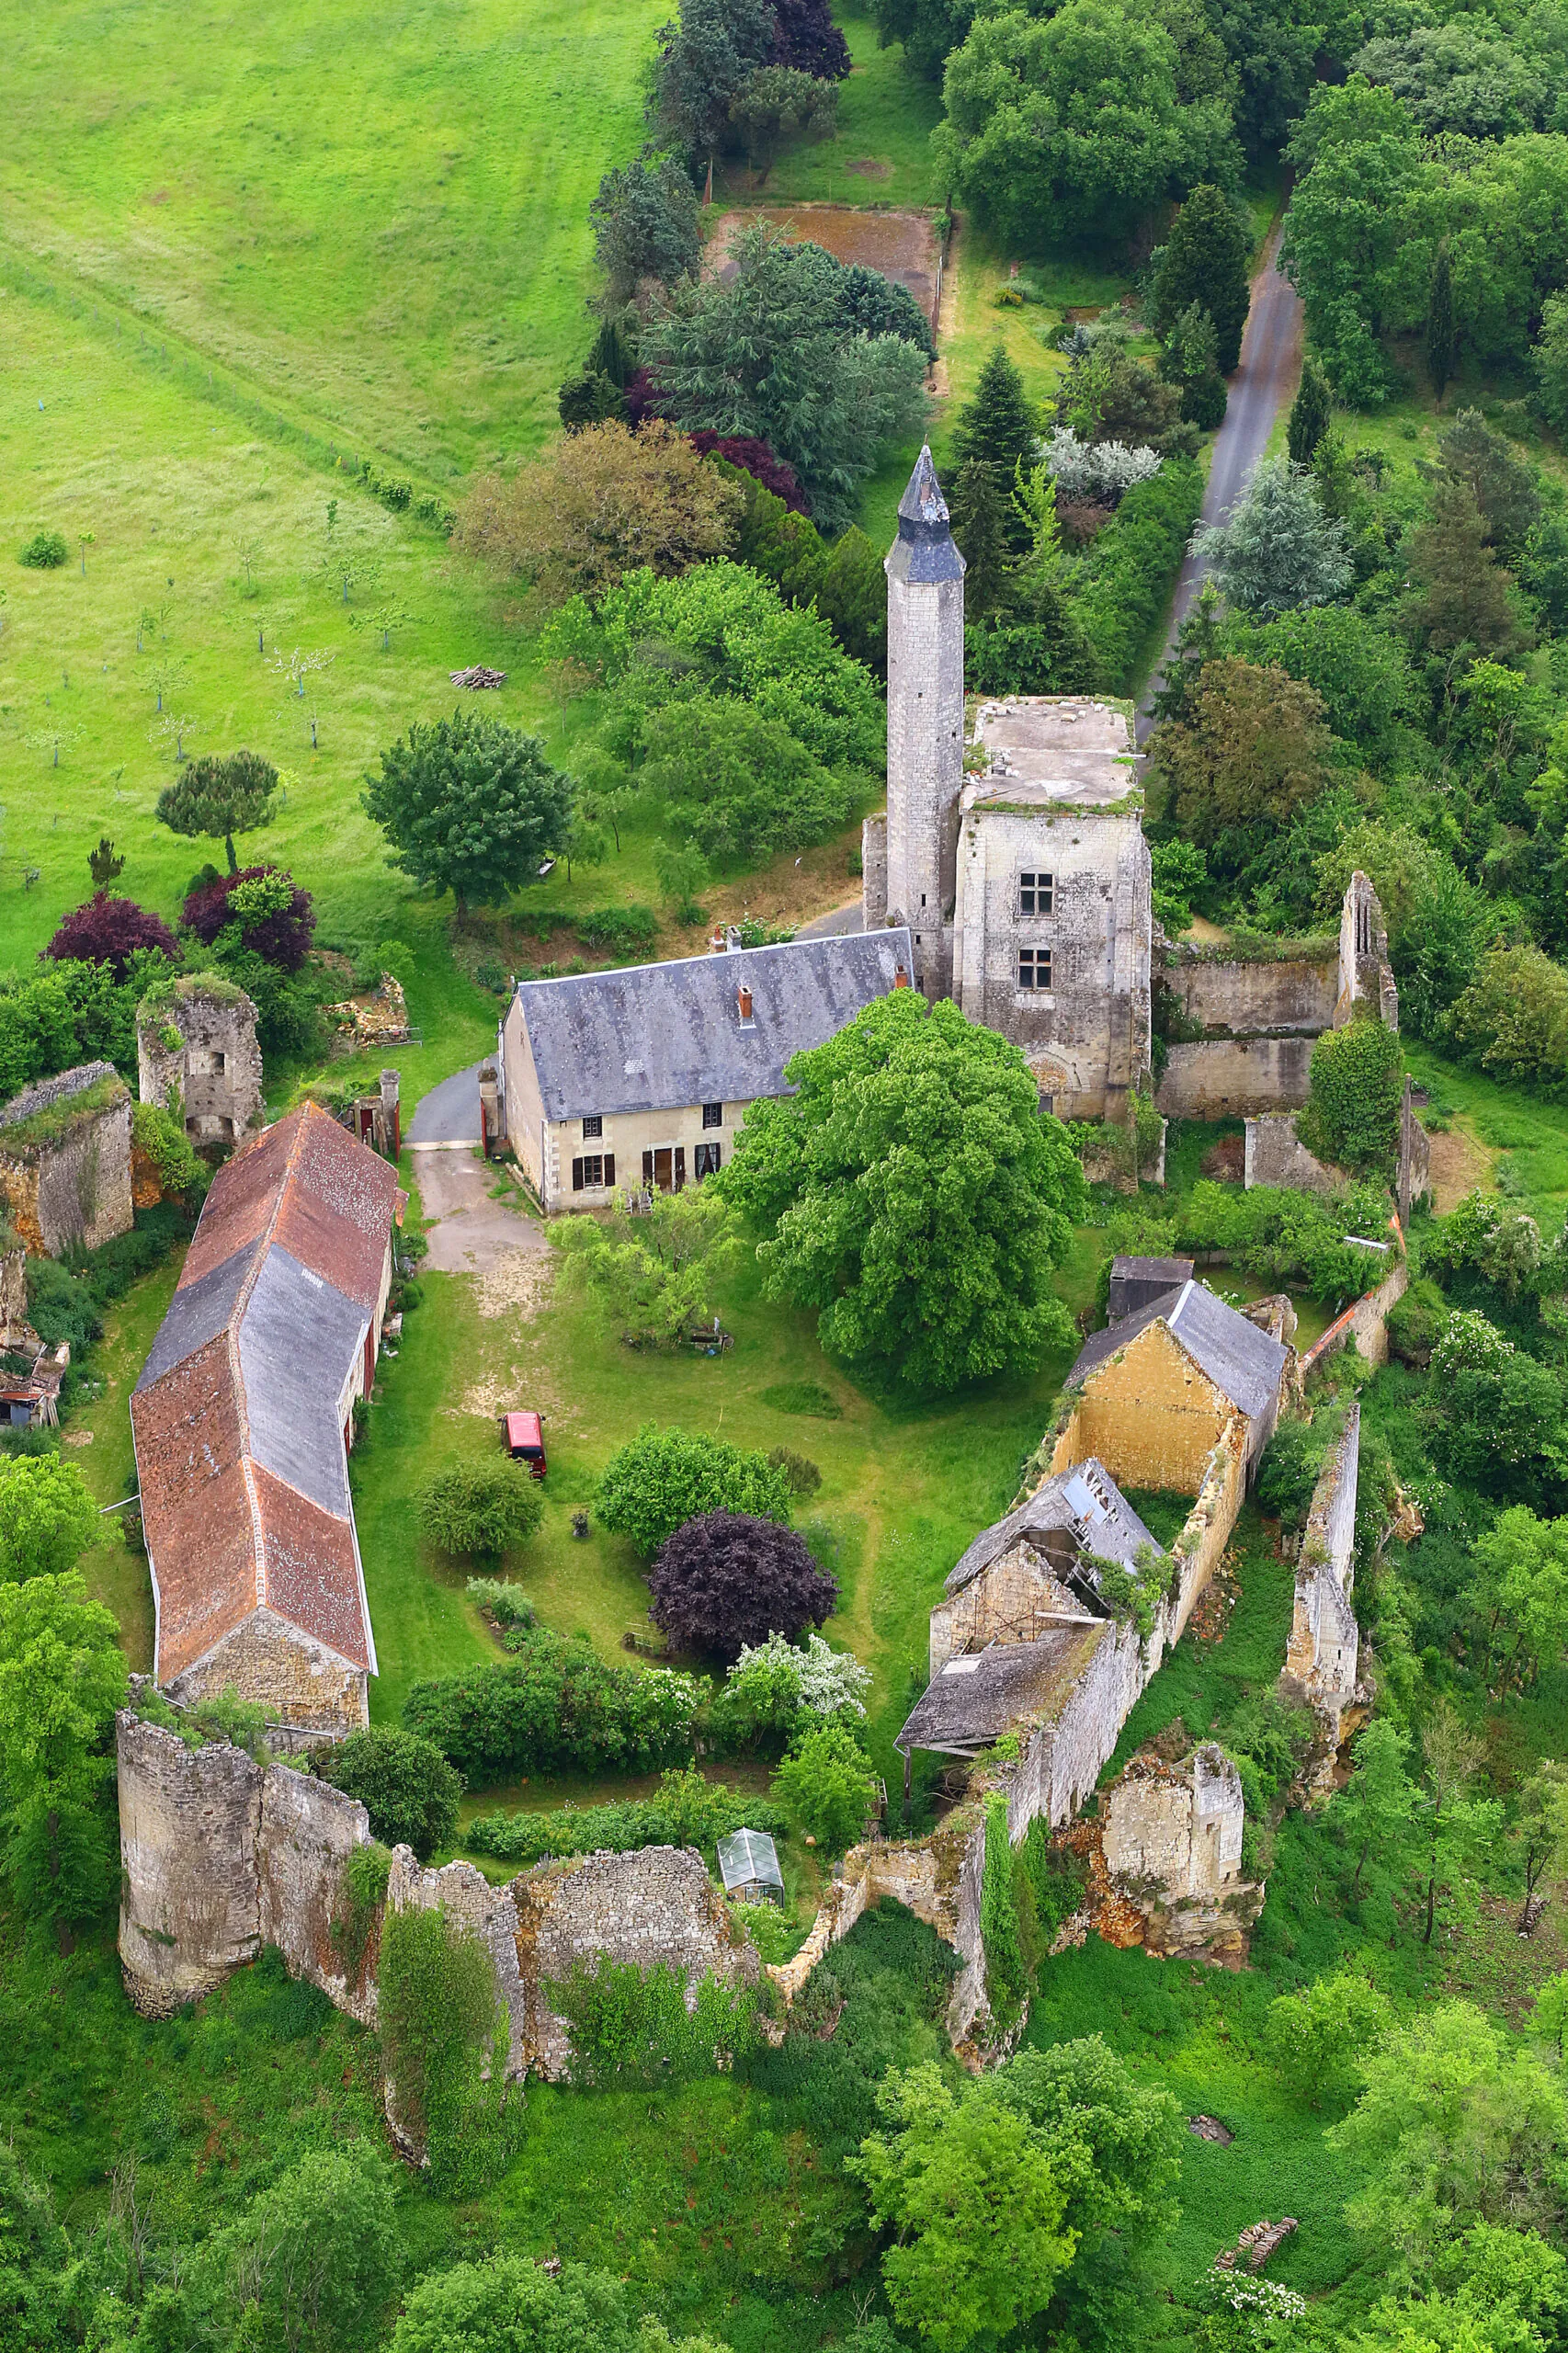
465, 1790, 790, 1864
1072, 456, 1204, 695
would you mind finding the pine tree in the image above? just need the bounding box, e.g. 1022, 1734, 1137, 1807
949, 460, 1014, 617
1426, 240, 1456, 405
1153, 185, 1252, 375
1407, 476, 1525, 657
949, 343, 1040, 551
1287, 358, 1333, 469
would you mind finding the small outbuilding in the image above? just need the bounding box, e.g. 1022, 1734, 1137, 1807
717, 1827, 785, 1906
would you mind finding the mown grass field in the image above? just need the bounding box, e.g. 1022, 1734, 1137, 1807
0, 0, 665, 482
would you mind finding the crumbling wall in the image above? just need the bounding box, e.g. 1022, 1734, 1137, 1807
1244, 1114, 1337, 1193
1157, 1035, 1315, 1120
0, 1065, 133, 1256
0, 1247, 28, 1347
118, 1713, 265, 2017
1162, 955, 1337, 1037
1098, 1744, 1262, 1961
1299, 1253, 1407, 1377
259, 1768, 378, 2024
1051, 1321, 1232, 1492
516, 1846, 759, 2081
138, 981, 263, 1146
930, 1544, 1096, 1677
861, 812, 889, 929
1281, 1404, 1362, 1751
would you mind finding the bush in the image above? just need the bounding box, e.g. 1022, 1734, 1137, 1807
574, 904, 659, 956
544, 1955, 758, 2087
597, 1425, 794, 1555
43, 893, 179, 978
688, 432, 808, 512
182, 864, 316, 973
767, 1446, 822, 1498
417, 1464, 544, 1557
648, 1511, 838, 1658
1070, 456, 1205, 693
465, 1782, 790, 1864
19, 531, 67, 568
1297, 1014, 1403, 1176
403, 1628, 701, 1782
317, 1727, 463, 1860
1387, 1277, 1444, 1370
465, 1576, 535, 1629
1254, 1412, 1342, 1530
131, 1102, 206, 1200
377, 1904, 523, 2188
775, 1723, 879, 1852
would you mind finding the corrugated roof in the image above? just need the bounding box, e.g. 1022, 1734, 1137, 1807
1065, 1279, 1289, 1427
513, 930, 915, 1121
943, 1456, 1159, 1597
896, 1628, 1105, 1756
132, 1103, 395, 1692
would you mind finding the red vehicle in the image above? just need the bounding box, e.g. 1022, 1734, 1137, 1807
501, 1411, 547, 1477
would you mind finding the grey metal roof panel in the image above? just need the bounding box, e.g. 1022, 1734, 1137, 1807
717, 1828, 783, 1890
1065, 1279, 1288, 1424
515, 930, 915, 1120
134, 1243, 259, 1392
1109, 1255, 1196, 1287
236, 1245, 363, 1518
943, 1457, 1159, 1596
896, 1630, 1100, 1755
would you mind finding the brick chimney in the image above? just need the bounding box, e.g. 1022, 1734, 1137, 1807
737, 983, 754, 1024
893, 964, 909, 989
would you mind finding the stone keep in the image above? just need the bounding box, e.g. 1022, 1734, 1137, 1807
864, 446, 1152, 1120
881, 444, 966, 1002
137, 975, 263, 1147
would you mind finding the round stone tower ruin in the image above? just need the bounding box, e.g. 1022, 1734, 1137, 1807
883, 443, 966, 1001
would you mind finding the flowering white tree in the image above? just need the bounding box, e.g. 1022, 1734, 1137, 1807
1041, 426, 1163, 503
725, 1630, 871, 1731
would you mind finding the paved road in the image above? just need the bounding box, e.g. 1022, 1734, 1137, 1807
406, 1058, 486, 1148
797, 898, 866, 938
1136, 220, 1304, 741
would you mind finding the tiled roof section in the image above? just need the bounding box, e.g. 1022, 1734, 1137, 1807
131, 1335, 259, 1684
943, 1457, 1160, 1597
515, 930, 915, 1121
133, 1101, 393, 1690
1066, 1279, 1290, 1427
252, 1463, 369, 1672
896, 1626, 1104, 1756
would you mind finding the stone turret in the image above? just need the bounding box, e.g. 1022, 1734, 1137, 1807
874, 444, 966, 1001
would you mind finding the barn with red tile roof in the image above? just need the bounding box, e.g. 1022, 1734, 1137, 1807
131, 1102, 402, 1735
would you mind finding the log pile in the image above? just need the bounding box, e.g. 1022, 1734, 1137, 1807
450, 665, 507, 689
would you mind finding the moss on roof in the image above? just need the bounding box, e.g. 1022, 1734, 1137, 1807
0, 1071, 130, 1157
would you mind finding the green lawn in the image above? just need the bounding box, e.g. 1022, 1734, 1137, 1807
0, 0, 665, 483
722, 10, 945, 210
1405, 1042, 1568, 1233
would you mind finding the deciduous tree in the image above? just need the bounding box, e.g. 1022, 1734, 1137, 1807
361, 710, 573, 916
597, 1426, 793, 1556
0, 1457, 99, 1586
318, 1727, 463, 1861
42, 893, 178, 979
551, 1185, 742, 1348
719, 991, 1087, 1395
1149, 656, 1336, 850
648, 1510, 837, 1655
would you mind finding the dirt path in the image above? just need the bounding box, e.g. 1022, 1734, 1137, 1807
414, 1148, 547, 1278
1136, 220, 1304, 739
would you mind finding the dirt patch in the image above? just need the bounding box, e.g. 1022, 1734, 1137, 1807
475, 1247, 553, 1323
706, 204, 940, 321
845, 158, 892, 178
1426, 1122, 1495, 1214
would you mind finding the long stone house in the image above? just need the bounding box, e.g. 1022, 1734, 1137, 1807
496, 929, 914, 1212
131, 1101, 403, 1737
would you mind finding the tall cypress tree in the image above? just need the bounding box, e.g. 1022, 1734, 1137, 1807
1287, 357, 1333, 468
949, 460, 1014, 615
1153, 185, 1251, 375
1426, 240, 1456, 404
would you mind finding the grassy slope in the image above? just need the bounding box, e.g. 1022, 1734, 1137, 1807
0, 0, 665, 482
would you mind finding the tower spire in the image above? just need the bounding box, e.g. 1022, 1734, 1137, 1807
895, 446, 965, 579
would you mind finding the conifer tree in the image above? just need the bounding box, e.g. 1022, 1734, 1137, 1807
1287, 357, 1333, 468
1407, 476, 1525, 656
1426, 240, 1456, 404
949, 460, 1014, 615
949, 343, 1040, 485
1153, 186, 1251, 374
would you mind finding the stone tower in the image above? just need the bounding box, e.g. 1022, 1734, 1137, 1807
883, 444, 965, 1000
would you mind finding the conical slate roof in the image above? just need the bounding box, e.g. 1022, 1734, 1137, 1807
889, 443, 965, 585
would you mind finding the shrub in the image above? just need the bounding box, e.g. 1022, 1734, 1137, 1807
131, 1102, 206, 1199
573, 904, 659, 956
19, 531, 67, 568
464, 1783, 790, 1865
377, 1903, 523, 2188
1449, 946, 1568, 1087
317, 1727, 464, 1860
182, 864, 316, 973
687, 431, 807, 512
465, 1576, 535, 1629
43, 893, 179, 978
1297, 1014, 1403, 1176
597, 1425, 793, 1556
767, 1446, 822, 1498
648, 1510, 838, 1658
416, 1464, 544, 1557
403, 1628, 701, 1782
1255, 1412, 1342, 1531
1387, 1278, 1444, 1370
775, 1723, 879, 1852
544, 1956, 757, 2087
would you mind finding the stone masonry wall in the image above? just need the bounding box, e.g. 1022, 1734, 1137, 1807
515, 1846, 760, 2081
138, 983, 263, 1146
1051, 1321, 1233, 1492
1300, 1255, 1408, 1378
1157, 1035, 1315, 1120
861, 813, 890, 930
1244, 1114, 1337, 1193
165, 1610, 369, 1738
1281, 1404, 1362, 1750
1163, 956, 1337, 1037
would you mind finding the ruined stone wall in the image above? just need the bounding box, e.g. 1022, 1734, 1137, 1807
119, 1712, 265, 2017
1051, 1321, 1233, 1492
165, 1609, 369, 1736
138, 983, 263, 1146
861, 812, 889, 930
1163, 956, 1337, 1037
1098, 1745, 1262, 1961
1157, 1036, 1314, 1120
1244, 1115, 1337, 1193
0, 1246, 28, 1347
385, 1848, 530, 2081
1299, 1254, 1407, 1378
1282, 1404, 1361, 1745
259, 1766, 379, 2024
0, 1067, 133, 1258
515, 1846, 759, 2081
929, 1544, 1095, 1677
951, 803, 1151, 1121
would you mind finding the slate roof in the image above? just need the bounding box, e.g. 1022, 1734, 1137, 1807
1065, 1279, 1290, 1428
132, 1103, 399, 1688
888, 445, 965, 586
896, 1626, 1105, 1757
1108, 1254, 1196, 1319
943, 1456, 1159, 1599
514, 930, 915, 1122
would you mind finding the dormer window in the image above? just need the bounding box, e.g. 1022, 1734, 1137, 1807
1020, 871, 1053, 915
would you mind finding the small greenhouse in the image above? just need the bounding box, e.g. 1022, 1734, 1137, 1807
716, 1827, 784, 1906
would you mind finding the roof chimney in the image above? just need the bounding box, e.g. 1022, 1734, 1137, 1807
736, 983, 753, 1024
893, 963, 909, 989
